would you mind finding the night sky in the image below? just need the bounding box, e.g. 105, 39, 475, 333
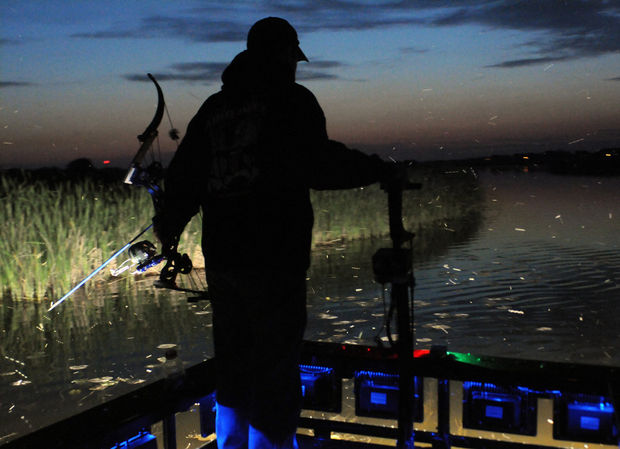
1, 1, 619, 168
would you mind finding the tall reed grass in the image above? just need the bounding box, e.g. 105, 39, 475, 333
311, 166, 482, 244
1, 166, 481, 300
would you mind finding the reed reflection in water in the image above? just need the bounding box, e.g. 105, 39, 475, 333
0, 287, 213, 444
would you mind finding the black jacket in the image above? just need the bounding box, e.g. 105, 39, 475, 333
158, 50, 388, 271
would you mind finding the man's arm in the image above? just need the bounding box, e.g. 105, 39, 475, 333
292, 85, 394, 190
307, 139, 393, 190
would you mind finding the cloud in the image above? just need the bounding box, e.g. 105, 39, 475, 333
297, 60, 354, 81
301, 60, 345, 70
400, 46, 429, 55
123, 59, 345, 84
72, 17, 246, 43
70, 1, 430, 43
429, 0, 620, 67
0, 38, 24, 45
140, 17, 246, 43
74, 1, 620, 69
277, 0, 620, 67
0, 81, 34, 88
71, 29, 138, 39
124, 62, 227, 84
296, 71, 340, 81
485, 56, 568, 69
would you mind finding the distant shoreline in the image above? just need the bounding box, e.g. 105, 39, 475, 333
1, 147, 618, 178
418, 147, 620, 176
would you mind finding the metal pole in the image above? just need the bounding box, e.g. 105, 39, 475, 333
388, 186, 415, 449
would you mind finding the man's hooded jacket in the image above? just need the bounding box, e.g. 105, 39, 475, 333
157, 50, 388, 271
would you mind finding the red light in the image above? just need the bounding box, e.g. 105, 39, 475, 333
341, 345, 347, 351
103, 160, 110, 165
414, 349, 430, 358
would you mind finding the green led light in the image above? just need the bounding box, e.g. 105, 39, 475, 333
448, 351, 483, 365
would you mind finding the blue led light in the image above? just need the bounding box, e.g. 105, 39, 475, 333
561, 395, 617, 443
580, 416, 600, 431
300, 364, 332, 374
486, 405, 504, 419
354, 370, 423, 422
110, 431, 156, 449
462, 382, 538, 435
298, 363, 340, 412
568, 402, 614, 413
299, 365, 334, 392
356, 370, 397, 380
370, 392, 387, 405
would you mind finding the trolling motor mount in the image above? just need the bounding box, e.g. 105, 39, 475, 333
372, 247, 412, 285
372, 165, 422, 448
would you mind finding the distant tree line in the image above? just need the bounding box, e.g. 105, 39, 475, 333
424, 148, 620, 175
2, 148, 619, 183
1, 158, 126, 185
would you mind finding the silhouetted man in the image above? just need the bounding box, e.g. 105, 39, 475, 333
154, 17, 394, 449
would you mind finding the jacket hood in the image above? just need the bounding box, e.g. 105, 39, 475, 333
221, 50, 294, 92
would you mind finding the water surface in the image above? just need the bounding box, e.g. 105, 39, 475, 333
1, 170, 619, 444
307, 170, 619, 364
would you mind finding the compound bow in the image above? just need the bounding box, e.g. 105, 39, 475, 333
48, 74, 206, 312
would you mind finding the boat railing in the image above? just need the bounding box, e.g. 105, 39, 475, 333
2, 341, 619, 449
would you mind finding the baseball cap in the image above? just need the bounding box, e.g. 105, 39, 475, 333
247, 17, 308, 62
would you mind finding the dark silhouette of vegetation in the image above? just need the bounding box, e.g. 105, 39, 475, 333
430, 148, 620, 175
2, 159, 127, 187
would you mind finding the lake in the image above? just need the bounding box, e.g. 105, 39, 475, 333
1, 169, 619, 444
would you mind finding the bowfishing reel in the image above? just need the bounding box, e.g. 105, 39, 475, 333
130, 240, 158, 264
108, 237, 202, 296
110, 239, 191, 282
110, 240, 162, 276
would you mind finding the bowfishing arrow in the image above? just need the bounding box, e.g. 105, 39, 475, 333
48, 224, 154, 311
49, 74, 207, 312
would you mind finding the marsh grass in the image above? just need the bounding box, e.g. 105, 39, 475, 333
311, 166, 483, 244
1, 166, 481, 300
